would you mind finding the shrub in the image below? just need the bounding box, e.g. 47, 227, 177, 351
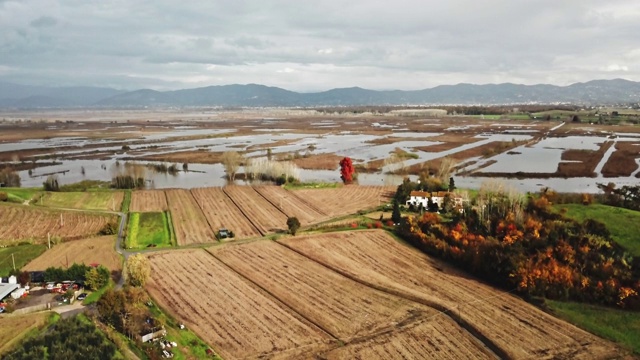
0, 191, 7, 202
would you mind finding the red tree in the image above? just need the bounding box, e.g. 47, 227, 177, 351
339, 157, 355, 184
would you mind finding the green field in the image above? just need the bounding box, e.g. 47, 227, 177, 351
547, 300, 640, 354
40, 191, 123, 211
127, 212, 172, 249
0, 244, 47, 276
555, 203, 640, 256
0, 188, 41, 203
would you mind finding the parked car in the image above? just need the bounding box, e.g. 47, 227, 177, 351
218, 228, 230, 239
77, 293, 87, 301
162, 350, 174, 358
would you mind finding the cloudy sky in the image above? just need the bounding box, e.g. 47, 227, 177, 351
1, 0, 639, 91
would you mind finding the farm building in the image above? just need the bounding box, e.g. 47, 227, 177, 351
406, 191, 466, 212
0, 282, 19, 302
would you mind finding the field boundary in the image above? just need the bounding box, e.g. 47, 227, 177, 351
203, 247, 341, 341
249, 186, 306, 219
165, 211, 176, 246
190, 191, 220, 243
283, 189, 330, 216
221, 187, 268, 236
274, 238, 510, 359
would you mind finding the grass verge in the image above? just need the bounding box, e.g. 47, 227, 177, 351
83, 278, 114, 305
546, 300, 640, 354
127, 212, 172, 249
555, 203, 640, 256
0, 187, 41, 203
147, 301, 221, 360
284, 181, 341, 190
121, 190, 131, 213
0, 244, 47, 277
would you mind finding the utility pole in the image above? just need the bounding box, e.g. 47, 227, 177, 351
48, 232, 51, 249
12, 253, 15, 271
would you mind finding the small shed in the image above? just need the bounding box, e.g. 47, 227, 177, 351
8, 275, 17, 284
0, 283, 19, 301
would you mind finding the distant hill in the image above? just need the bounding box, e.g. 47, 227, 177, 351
0, 82, 124, 108
1, 79, 639, 108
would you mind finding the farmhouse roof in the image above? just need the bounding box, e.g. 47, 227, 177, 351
410, 191, 429, 197
0, 283, 19, 301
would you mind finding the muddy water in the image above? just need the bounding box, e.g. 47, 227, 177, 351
5, 128, 639, 193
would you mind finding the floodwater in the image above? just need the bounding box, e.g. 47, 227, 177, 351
3, 124, 639, 193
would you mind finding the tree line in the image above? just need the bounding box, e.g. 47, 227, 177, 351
395, 181, 640, 309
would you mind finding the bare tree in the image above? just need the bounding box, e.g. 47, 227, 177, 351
125, 254, 151, 287
437, 157, 457, 182
221, 151, 243, 181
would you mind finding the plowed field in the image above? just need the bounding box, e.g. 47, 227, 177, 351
23, 235, 121, 273
280, 230, 619, 359
324, 318, 494, 359
211, 240, 436, 341
0, 203, 116, 245
291, 186, 395, 217
190, 187, 261, 239
164, 189, 214, 245
146, 249, 333, 359
253, 186, 328, 225
130, 190, 167, 212
222, 186, 288, 235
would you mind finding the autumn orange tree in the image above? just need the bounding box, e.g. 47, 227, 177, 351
396, 182, 640, 309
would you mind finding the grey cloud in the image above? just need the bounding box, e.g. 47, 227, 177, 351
0, 0, 638, 91
30, 16, 57, 28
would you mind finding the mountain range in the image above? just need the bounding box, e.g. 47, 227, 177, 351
1, 79, 639, 108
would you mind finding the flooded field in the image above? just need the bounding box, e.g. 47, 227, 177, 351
1, 109, 639, 193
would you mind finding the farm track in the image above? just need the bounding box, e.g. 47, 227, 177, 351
164, 189, 215, 245
280, 230, 620, 359
190, 187, 261, 239
222, 186, 289, 235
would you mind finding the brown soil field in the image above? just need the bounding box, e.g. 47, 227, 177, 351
146, 249, 333, 359
0, 312, 50, 356
0, 203, 116, 245
602, 141, 640, 177
253, 186, 328, 225
211, 240, 435, 342
130, 190, 168, 212
291, 186, 395, 217
131, 149, 225, 164
164, 189, 215, 245
222, 186, 289, 235
414, 134, 481, 152
23, 235, 121, 274
190, 187, 261, 239
323, 317, 495, 359
280, 230, 619, 359
556, 141, 612, 178
291, 153, 343, 170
